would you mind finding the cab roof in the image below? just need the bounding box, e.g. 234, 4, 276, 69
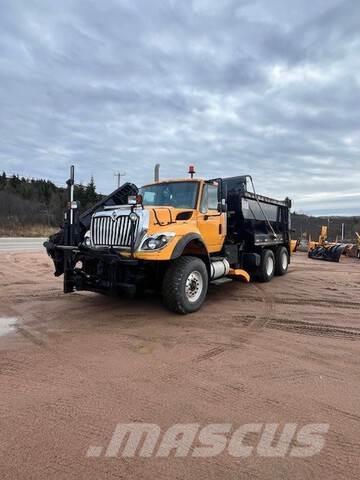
141, 178, 204, 188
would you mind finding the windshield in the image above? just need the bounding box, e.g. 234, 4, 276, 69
139, 182, 199, 209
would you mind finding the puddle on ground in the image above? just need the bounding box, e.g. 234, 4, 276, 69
0, 317, 17, 336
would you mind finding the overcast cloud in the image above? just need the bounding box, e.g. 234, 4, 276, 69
0, 0, 359, 214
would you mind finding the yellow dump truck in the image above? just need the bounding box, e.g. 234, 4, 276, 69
45, 167, 293, 314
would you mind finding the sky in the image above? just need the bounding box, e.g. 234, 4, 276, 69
0, 0, 359, 215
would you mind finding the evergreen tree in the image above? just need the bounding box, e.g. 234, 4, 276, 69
0, 170, 103, 228
0, 172, 6, 189
9, 174, 21, 190
75, 183, 86, 207
85, 176, 98, 205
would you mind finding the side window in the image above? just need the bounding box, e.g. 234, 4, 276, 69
208, 185, 218, 210
200, 184, 218, 213
200, 185, 208, 214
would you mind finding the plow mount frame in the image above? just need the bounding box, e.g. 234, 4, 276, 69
44, 166, 138, 289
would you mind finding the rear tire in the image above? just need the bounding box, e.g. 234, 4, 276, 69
257, 249, 275, 282
162, 256, 208, 314
275, 246, 289, 276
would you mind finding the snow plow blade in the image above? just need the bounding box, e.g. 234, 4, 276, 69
44, 177, 138, 277
308, 244, 347, 263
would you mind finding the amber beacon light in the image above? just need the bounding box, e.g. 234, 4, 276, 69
188, 165, 196, 179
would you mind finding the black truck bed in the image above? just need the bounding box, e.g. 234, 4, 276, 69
222, 176, 292, 248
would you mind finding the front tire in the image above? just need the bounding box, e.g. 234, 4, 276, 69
162, 256, 208, 314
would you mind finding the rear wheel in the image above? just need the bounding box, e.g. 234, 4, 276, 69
275, 246, 289, 276
162, 256, 209, 314
257, 249, 275, 282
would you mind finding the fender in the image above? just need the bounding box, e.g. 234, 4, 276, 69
171, 233, 209, 260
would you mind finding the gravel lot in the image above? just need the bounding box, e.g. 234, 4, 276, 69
0, 250, 359, 479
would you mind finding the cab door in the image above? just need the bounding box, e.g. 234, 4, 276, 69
197, 182, 226, 252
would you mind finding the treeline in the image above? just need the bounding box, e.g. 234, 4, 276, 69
0, 172, 102, 229
0, 172, 359, 240
291, 212, 360, 242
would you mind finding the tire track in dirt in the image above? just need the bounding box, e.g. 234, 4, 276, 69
194, 283, 276, 363
15, 325, 48, 347
1, 252, 360, 479
273, 298, 360, 311
247, 283, 275, 330
267, 318, 360, 340
195, 345, 227, 361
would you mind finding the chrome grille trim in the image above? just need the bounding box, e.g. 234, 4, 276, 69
90, 214, 140, 248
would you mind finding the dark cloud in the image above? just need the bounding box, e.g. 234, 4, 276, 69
0, 0, 359, 214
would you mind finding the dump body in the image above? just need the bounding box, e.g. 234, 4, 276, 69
223, 176, 292, 250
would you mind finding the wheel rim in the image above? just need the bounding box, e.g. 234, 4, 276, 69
266, 256, 274, 276
185, 271, 203, 303
281, 252, 288, 270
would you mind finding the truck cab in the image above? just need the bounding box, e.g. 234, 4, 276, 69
88, 178, 226, 263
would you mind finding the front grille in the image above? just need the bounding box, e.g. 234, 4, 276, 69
91, 215, 139, 247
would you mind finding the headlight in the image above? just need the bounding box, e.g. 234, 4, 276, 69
129, 212, 138, 223
83, 231, 91, 247
140, 232, 176, 251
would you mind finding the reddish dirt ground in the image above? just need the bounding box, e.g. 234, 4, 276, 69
0, 251, 359, 479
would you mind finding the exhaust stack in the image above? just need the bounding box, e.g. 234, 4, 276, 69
154, 164, 160, 182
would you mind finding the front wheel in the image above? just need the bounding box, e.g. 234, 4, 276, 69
162, 256, 209, 314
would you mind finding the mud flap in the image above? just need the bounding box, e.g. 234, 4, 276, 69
228, 268, 251, 282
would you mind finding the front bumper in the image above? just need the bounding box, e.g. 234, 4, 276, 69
60, 245, 144, 296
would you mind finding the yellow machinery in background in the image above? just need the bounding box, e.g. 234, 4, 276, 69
354, 233, 360, 259
290, 239, 299, 254
308, 225, 328, 251
308, 226, 358, 262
